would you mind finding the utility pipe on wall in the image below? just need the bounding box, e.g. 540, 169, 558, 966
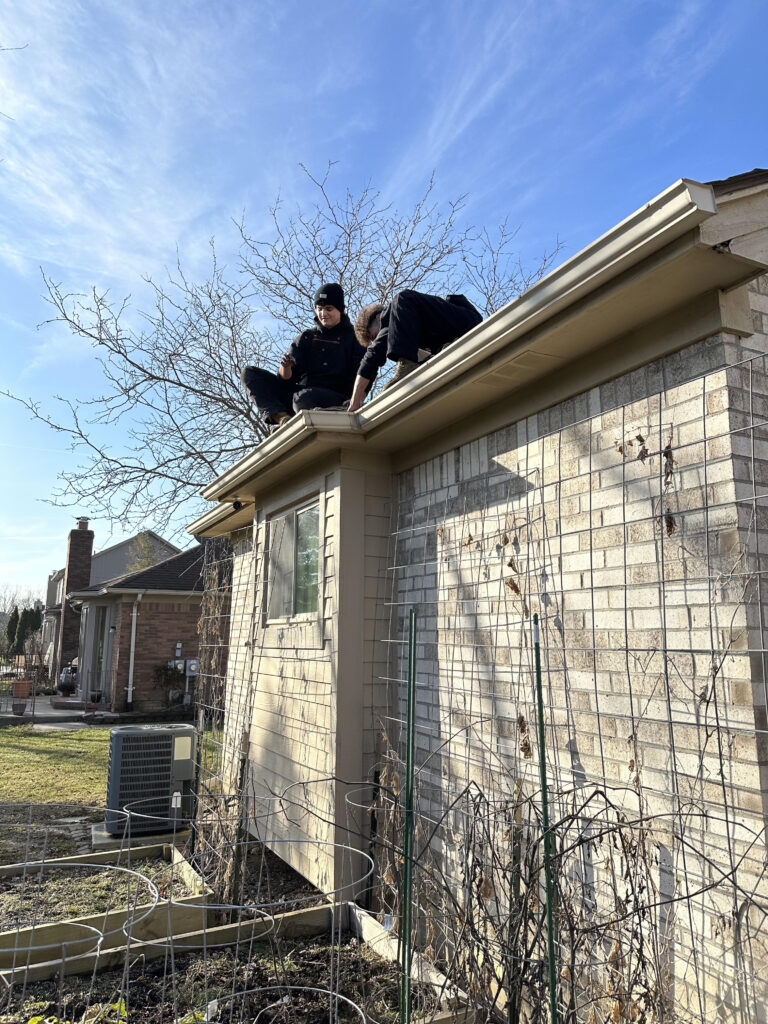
126, 591, 144, 712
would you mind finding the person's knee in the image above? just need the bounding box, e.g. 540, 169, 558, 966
240, 365, 258, 387
292, 390, 314, 411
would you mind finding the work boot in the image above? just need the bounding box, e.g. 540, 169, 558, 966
383, 358, 420, 390
268, 412, 291, 434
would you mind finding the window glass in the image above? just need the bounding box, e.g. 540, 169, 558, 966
266, 501, 319, 619
295, 505, 319, 615
267, 512, 295, 619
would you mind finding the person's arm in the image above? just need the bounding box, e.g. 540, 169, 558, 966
349, 329, 387, 411
348, 373, 371, 412
278, 333, 304, 380
277, 353, 295, 380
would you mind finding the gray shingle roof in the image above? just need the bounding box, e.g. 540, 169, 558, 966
70, 544, 204, 597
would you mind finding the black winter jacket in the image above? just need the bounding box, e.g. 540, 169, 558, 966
286, 317, 364, 396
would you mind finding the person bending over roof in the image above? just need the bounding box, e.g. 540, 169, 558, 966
241, 283, 365, 431
347, 289, 482, 413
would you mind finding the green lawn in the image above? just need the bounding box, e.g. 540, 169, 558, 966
0, 725, 113, 804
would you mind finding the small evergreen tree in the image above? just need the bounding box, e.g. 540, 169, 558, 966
5, 606, 19, 654
12, 607, 31, 655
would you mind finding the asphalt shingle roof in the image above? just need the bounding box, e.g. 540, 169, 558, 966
71, 544, 204, 596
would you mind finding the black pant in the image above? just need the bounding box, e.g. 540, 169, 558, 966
241, 366, 347, 423
384, 290, 483, 362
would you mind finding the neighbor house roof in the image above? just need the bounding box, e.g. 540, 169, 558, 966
188, 171, 768, 538
93, 529, 180, 560
68, 544, 204, 599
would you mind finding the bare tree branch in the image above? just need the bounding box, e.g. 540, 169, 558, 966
4, 169, 560, 537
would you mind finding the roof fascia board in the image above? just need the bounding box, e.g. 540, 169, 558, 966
188, 501, 255, 537
200, 416, 362, 503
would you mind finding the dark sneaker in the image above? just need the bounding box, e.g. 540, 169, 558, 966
383, 358, 420, 390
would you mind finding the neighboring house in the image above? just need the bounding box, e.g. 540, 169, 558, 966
188, 170, 768, 1018
42, 520, 180, 682
67, 545, 204, 712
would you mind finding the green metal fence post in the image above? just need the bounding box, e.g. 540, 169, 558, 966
534, 612, 558, 1024
400, 608, 417, 1024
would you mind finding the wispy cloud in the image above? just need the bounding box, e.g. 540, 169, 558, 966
0, 1, 265, 287
382, 0, 739, 222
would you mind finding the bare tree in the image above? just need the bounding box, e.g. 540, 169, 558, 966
461, 218, 563, 318
3, 168, 560, 538
239, 166, 473, 332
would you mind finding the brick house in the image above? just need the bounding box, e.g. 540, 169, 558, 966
67, 544, 204, 712
189, 170, 768, 1017
42, 520, 179, 682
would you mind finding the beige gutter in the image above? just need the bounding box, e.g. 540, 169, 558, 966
68, 588, 202, 599
356, 177, 718, 432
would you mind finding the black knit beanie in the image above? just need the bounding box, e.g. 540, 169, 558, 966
313, 282, 345, 312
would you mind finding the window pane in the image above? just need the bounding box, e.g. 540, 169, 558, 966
295, 505, 319, 615
267, 512, 295, 619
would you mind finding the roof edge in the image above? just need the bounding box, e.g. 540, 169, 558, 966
193, 177, 717, 509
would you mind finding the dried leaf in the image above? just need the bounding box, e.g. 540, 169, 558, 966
505, 578, 521, 595
635, 433, 645, 444
480, 874, 495, 899
664, 511, 676, 536
506, 556, 518, 572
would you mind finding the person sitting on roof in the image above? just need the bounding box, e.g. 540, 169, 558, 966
347, 289, 483, 412
241, 283, 365, 431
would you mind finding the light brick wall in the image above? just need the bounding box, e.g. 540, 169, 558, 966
387, 277, 768, 1019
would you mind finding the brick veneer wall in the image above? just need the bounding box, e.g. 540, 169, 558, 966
108, 594, 201, 711
384, 276, 768, 1019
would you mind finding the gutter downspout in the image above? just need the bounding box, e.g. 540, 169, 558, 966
126, 592, 144, 712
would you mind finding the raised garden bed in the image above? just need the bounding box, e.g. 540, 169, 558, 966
0, 834, 472, 1022
0, 843, 207, 970
0, 918, 455, 1023
0, 855, 191, 931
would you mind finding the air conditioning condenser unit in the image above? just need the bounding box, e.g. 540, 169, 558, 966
105, 724, 197, 836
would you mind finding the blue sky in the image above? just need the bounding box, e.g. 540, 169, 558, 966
1, 0, 766, 594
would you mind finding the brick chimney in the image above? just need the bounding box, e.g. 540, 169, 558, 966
54, 518, 94, 681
